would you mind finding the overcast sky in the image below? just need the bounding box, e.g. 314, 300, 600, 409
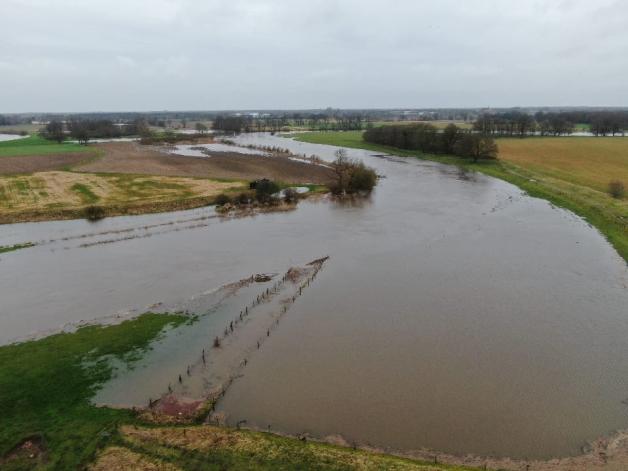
1, 0, 627, 112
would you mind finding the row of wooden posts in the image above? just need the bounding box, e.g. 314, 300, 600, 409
149, 261, 326, 411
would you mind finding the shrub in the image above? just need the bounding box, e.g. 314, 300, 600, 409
139, 133, 154, 145
84, 205, 105, 221
254, 179, 280, 202
331, 149, 378, 195
235, 192, 253, 205
349, 163, 377, 192
214, 193, 232, 206
283, 188, 299, 203
609, 180, 625, 199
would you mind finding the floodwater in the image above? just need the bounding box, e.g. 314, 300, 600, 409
171, 142, 269, 157
0, 133, 27, 142
1, 134, 627, 460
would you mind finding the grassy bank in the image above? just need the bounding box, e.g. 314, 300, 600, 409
92, 425, 476, 471
0, 171, 246, 224
293, 131, 628, 264
0, 313, 476, 471
0, 135, 90, 157
0, 313, 187, 470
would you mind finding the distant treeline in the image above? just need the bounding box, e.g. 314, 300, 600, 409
364, 124, 498, 162
474, 110, 628, 137
42, 119, 150, 143
212, 114, 368, 133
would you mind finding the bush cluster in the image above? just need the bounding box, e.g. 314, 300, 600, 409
330, 150, 378, 195
215, 179, 301, 210
84, 205, 105, 221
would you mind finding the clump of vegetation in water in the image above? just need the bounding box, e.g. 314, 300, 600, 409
251, 179, 280, 203
217, 180, 290, 212
235, 191, 254, 205
0, 313, 186, 470
330, 149, 378, 195
609, 180, 625, 199
214, 193, 232, 206
283, 187, 299, 203
0, 242, 35, 254
84, 205, 106, 221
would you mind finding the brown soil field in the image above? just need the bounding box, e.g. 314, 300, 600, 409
76, 142, 334, 184
0, 152, 94, 175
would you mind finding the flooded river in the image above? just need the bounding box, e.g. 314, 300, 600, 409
1, 134, 627, 460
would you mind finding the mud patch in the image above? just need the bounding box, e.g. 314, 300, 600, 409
1, 434, 47, 468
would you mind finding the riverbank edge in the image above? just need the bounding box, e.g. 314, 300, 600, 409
0, 193, 234, 225
0, 178, 328, 225
292, 131, 628, 264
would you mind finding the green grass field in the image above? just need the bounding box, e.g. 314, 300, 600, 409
0, 135, 89, 157
293, 131, 628, 264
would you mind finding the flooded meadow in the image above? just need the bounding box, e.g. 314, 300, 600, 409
1, 134, 627, 461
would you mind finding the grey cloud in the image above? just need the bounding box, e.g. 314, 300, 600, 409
0, 0, 626, 112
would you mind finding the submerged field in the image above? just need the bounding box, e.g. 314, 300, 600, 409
293, 131, 628, 263
0, 313, 473, 471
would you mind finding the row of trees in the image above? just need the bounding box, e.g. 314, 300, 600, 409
474, 111, 628, 137
43, 119, 150, 144
364, 124, 498, 162
211, 114, 369, 134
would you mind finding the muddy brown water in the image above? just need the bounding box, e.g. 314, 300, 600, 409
1, 133, 627, 460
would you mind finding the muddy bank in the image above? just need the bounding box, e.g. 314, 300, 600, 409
0, 152, 94, 175
363, 430, 628, 471
0, 193, 230, 225
75, 141, 335, 184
